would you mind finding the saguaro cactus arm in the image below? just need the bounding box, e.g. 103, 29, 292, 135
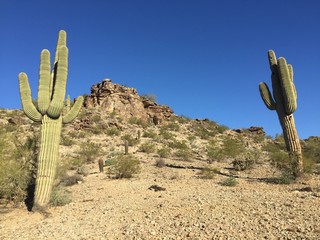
62, 96, 84, 124
18, 73, 42, 122
37, 49, 51, 114
259, 82, 276, 110
47, 45, 68, 118
277, 58, 297, 114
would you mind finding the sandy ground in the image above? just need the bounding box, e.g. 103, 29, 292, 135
1, 156, 320, 240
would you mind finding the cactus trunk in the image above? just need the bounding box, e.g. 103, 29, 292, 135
278, 113, 303, 177
34, 116, 62, 208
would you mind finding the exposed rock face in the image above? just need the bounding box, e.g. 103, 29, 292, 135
233, 126, 266, 136
83, 79, 174, 124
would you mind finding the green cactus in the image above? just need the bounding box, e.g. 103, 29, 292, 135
18, 30, 83, 209
259, 50, 303, 177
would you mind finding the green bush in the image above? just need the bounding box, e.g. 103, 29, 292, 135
140, 94, 157, 103
174, 149, 192, 161
161, 122, 180, 132
157, 147, 171, 158
220, 176, 238, 187
50, 187, 72, 206
169, 140, 188, 150
159, 128, 175, 140
139, 142, 156, 154
78, 142, 101, 163
106, 127, 121, 136
60, 135, 75, 146
108, 154, 140, 179
232, 149, 261, 171
0, 134, 38, 204
198, 167, 218, 179
207, 137, 246, 162
143, 129, 158, 139
128, 117, 149, 128
121, 134, 140, 146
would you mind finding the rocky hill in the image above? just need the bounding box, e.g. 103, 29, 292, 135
0, 80, 320, 239
83, 79, 174, 125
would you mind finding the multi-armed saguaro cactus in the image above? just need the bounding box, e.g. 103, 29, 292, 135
259, 50, 303, 177
18, 30, 83, 209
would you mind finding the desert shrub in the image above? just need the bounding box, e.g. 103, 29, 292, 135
232, 149, 261, 171
190, 120, 229, 140
138, 142, 156, 154
159, 129, 175, 140
170, 115, 191, 124
155, 158, 166, 168
302, 138, 320, 164
128, 117, 149, 128
140, 94, 157, 103
220, 176, 238, 187
157, 147, 171, 158
78, 142, 101, 163
220, 138, 246, 158
60, 174, 83, 186
207, 137, 246, 162
161, 122, 180, 132
60, 135, 75, 146
121, 134, 140, 146
168, 140, 188, 150
106, 127, 121, 136
143, 129, 158, 139
108, 154, 140, 179
191, 124, 211, 140
276, 172, 296, 184
198, 167, 219, 179
92, 114, 102, 123
0, 134, 38, 204
90, 126, 104, 135
77, 165, 90, 176
0, 159, 31, 203
50, 187, 72, 206
174, 149, 192, 161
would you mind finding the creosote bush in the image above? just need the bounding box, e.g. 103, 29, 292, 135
78, 142, 101, 163
50, 187, 72, 206
220, 176, 238, 187
155, 158, 166, 168
106, 127, 121, 136
143, 129, 158, 139
108, 154, 140, 179
157, 147, 171, 158
139, 142, 156, 154
121, 134, 140, 146
198, 167, 219, 179
0, 133, 38, 204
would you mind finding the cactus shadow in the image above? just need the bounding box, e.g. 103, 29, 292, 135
24, 182, 35, 211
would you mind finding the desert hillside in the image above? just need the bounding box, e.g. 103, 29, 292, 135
0, 80, 319, 239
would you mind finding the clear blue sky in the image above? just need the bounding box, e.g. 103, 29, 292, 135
0, 0, 319, 139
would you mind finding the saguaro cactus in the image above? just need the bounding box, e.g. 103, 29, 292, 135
259, 50, 303, 177
18, 30, 83, 209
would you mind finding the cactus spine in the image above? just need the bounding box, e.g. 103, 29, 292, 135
18, 30, 84, 209
259, 50, 303, 177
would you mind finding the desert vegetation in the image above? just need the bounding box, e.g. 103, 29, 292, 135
0, 31, 319, 239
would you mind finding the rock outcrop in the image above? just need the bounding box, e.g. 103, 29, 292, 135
83, 79, 174, 124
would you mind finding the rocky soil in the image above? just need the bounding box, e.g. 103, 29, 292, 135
1, 157, 320, 240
